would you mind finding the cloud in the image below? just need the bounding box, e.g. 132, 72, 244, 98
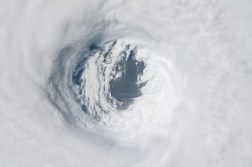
0, 0, 252, 167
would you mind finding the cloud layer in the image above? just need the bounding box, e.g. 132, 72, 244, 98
0, 0, 252, 167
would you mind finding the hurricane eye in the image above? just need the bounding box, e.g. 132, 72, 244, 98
72, 40, 147, 115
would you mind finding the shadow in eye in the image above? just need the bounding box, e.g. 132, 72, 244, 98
72, 43, 99, 85
110, 46, 147, 110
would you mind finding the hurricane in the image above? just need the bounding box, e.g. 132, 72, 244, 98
1, 0, 252, 167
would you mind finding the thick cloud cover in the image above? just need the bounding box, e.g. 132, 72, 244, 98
0, 0, 252, 167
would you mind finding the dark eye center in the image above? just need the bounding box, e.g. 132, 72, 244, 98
109, 45, 146, 109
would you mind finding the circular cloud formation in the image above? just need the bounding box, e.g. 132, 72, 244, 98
49, 37, 184, 143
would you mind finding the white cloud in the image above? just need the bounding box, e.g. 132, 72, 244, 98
0, 0, 252, 166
